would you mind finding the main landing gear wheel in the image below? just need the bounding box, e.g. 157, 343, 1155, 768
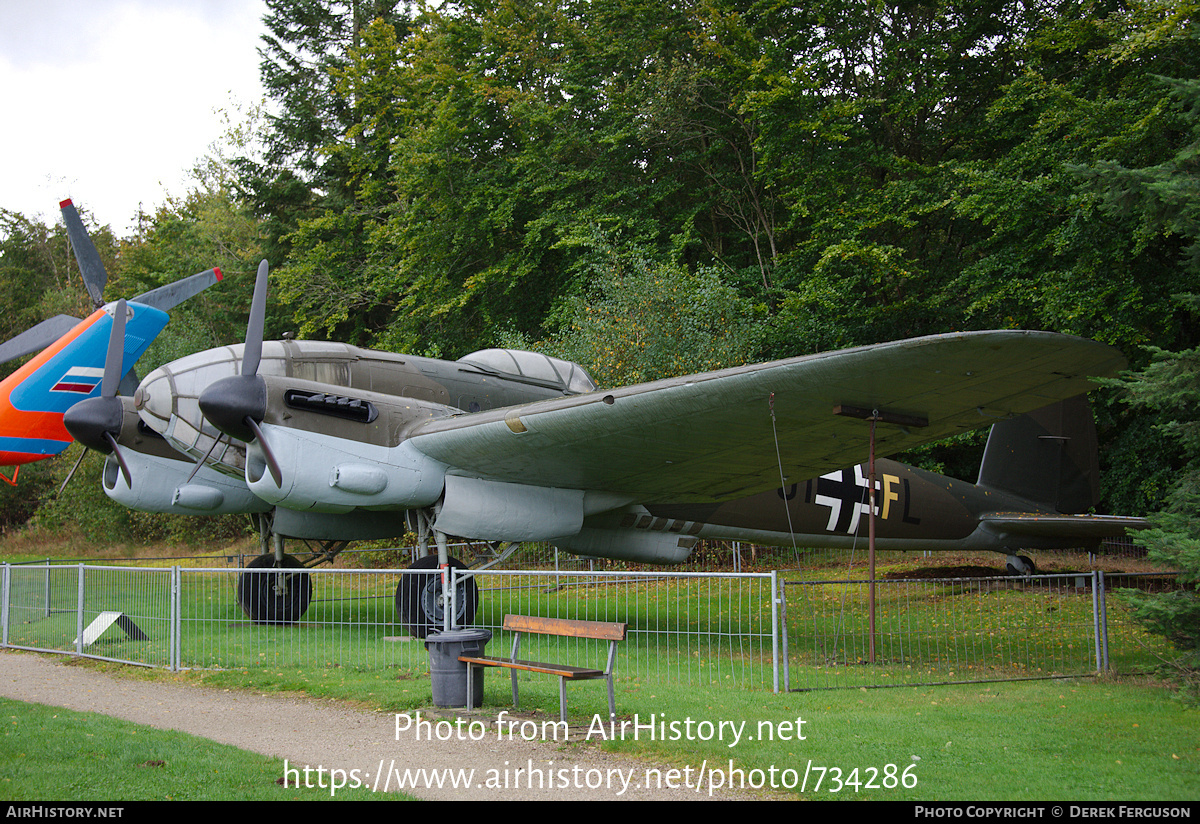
237, 553, 313, 625
395, 554, 478, 638
1005, 554, 1037, 575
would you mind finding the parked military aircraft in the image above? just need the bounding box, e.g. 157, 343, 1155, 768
0, 200, 221, 484
64, 261, 1145, 633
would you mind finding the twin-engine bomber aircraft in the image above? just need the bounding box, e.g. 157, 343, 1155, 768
64, 262, 1146, 633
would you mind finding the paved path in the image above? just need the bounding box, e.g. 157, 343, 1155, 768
0, 651, 756, 801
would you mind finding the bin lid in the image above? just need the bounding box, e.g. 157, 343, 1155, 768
424, 628, 493, 644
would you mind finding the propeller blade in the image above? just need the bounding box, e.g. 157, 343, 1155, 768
56, 448, 89, 498
60, 199, 108, 308
184, 437, 223, 485
243, 260, 269, 378
245, 416, 283, 488
133, 267, 223, 312
103, 431, 132, 488
101, 299, 126, 399
0, 315, 84, 365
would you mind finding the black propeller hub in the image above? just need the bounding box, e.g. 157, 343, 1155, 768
63, 396, 124, 454
198, 374, 268, 443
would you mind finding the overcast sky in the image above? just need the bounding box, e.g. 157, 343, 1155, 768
0, 0, 268, 236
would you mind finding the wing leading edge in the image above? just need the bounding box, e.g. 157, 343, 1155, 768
406, 330, 1126, 503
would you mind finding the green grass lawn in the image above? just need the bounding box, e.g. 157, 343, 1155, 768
0, 696, 409, 801
2, 661, 1195, 802
3, 539, 1192, 801
591, 676, 1199, 801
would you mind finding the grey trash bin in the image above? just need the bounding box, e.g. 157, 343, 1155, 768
425, 628, 492, 708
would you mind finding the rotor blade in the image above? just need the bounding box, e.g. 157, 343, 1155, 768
245, 416, 282, 488
133, 267, 223, 312
60, 199, 108, 308
0, 315, 84, 364
103, 431, 132, 488
242, 260, 269, 378
101, 300, 126, 399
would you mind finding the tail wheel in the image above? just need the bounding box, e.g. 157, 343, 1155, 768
237, 553, 312, 625
395, 554, 478, 638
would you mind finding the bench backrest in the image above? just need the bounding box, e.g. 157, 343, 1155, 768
503, 614, 627, 641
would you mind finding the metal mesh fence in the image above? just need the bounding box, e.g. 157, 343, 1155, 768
469, 569, 778, 691
1097, 571, 1182, 675
1, 562, 1181, 694
2, 564, 174, 667
176, 567, 428, 673
779, 571, 1176, 691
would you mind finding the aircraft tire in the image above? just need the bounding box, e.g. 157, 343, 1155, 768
395, 554, 478, 638
237, 553, 313, 625
1005, 554, 1037, 575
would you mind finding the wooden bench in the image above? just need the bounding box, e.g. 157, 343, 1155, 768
459, 614, 627, 723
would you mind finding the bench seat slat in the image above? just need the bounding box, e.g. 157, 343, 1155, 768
459, 654, 604, 679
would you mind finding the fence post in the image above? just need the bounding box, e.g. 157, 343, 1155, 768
1091, 570, 1102, 672
75, 564, 84, 655
770, 570, 779, 694
779, 574, 790, 692
446, 564, 456, 632
2, 563, 9, 647
1099, 570, 1110, 672
171, 566, 180, 673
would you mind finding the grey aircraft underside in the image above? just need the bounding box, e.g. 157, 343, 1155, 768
64, 262, 1146, 631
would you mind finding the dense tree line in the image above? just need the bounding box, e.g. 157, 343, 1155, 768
0, 0, 1197, 541
242, 0, 1198, 361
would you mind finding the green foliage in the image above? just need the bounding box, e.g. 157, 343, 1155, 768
1111, 298, 1200, 688
0, 206, 116, 339
239, 0, 1200, 381
5, 0, 1200, 542
513, 236, 764, 387
118, 187, 270, 366
25, 445, 249, 547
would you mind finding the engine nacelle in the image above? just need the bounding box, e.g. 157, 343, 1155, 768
102, 450, 271, 515
246, 425, 446, 513
435, 475, 586, 541
554, 528, 697, 564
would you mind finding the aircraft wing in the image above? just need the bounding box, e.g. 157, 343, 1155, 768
406, 330, 1126, 503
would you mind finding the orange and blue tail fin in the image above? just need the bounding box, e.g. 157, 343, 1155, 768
0, 302, 168, 469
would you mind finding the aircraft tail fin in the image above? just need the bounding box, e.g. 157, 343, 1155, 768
977, 395, 1100, 513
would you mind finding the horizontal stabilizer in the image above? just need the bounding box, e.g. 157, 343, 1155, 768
0, 315, 83, 365
133, 268, 223, 312
981, 512, 1148, 539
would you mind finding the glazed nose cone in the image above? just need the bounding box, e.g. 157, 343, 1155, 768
133, 366, 173, 432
